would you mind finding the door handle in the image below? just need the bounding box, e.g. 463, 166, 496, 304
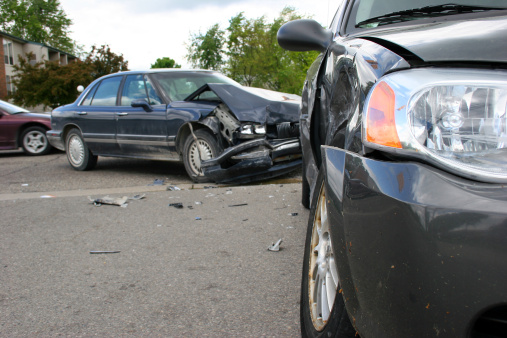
77, 111, 87, 115
116, 112, 128, 116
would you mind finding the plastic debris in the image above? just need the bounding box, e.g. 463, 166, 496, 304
169, 203, 184, 209
90, 251, 120, 254
88, 196, 128, 207
21, 183, 29, 187
226, 190, 233, 195
268, 239, 283, 252
40, 195, 56, 198
195, 217, 202, 220
195, 201, 203, 205
289, 213, 298, 216
167, 186, 181, 191
148, 178, 165, 186
228, 203, 248, 207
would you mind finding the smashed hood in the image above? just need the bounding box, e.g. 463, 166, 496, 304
358, 14, 507, 63
189, 83, 301, 124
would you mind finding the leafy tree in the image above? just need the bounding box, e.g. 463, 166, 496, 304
150, 57, 181, 69
186, 23, 225, 70
186, 7, 319, 94
0, 0, 77, 54
11, 45, 129, 109
85, 45, 129, 79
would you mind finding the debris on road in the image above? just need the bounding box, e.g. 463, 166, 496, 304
195, 217, 202, 220
169, 203, 184, 209
89, 250, 121, 254
268, 239, 283, 252
129, 194, 146, 200
289, 213, 298, 216
228, 203, 248, 207
40, 195, 56, 198
148, 178, 165, 186
167, 186, 181, 191
88, 196, 128, 207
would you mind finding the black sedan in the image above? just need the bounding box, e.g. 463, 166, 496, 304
47, 70, 301, 183
278, 0, 507, 337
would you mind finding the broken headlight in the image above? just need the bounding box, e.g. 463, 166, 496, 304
363, 68, 507, 183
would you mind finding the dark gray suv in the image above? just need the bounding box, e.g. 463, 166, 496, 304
278, 1, 507, 337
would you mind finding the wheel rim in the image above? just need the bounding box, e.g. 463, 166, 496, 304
23, 130, 47, 154
188, 138, 213, 175
308, 183, 339, 331
68, 135, 85, 166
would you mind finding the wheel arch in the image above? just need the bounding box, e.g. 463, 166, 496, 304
175, 121, 220, 155
61, 124, 83, 150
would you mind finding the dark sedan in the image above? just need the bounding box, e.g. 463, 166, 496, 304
0, 99, 53, 155
279, 0, 507, 337
47, 70, 301, 184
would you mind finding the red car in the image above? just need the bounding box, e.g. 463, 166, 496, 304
0, 99, 53, 155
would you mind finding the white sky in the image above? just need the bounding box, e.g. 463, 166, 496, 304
57, 0, 338, 70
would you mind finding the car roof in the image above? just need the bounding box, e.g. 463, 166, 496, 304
99, 69, 220, 79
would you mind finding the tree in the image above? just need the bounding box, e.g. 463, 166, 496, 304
186, 23, 225, 70
150, 57, 181, 69
11, 45, 129, 109
0, 0, 77, 54
186, 7, 319, 94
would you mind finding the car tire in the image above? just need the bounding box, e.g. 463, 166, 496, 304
21, 126, 52, 155
65, 128, 97, 171
301, 162, 311, 209
300, 170, 357, 338
182, 129, 220, 183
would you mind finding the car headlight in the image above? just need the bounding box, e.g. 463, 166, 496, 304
363, 68, 507, 183
240, 124, 266, 136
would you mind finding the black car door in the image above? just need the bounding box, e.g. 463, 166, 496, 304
116, 74, 177, 160
76, 75, 122, 155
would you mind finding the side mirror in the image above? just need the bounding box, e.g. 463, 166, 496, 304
277, 19, 333, 53
131, 99, 153, 112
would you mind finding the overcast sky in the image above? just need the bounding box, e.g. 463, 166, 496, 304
57, 0, 337, 70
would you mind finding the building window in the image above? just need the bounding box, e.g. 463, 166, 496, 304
3, 39, 14, 65
6, 75, 14, 96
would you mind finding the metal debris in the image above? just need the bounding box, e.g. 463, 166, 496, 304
167, 186, 181, 191
90, 251, 120, 254
228, 203, 248, 207
88, 196, 128, 207
289, 213, 298, 216
169, 203, 184, 209
268, 239, 283, 252
129, 194, 146, 200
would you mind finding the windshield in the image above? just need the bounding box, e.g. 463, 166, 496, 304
0, 100, 30, 114
151, 72, 240, 101
355, 0, 507, 27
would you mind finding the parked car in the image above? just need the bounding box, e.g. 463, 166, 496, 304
278, 1, 507, 337
0, 99, 53, 155
47, 70, 301, 184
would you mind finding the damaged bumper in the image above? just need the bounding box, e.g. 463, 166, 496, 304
201, 138, 302, 184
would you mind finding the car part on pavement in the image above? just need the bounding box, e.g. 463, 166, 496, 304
268, 239, 283, 252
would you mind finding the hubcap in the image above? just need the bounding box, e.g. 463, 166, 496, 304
189, 139, 213, 175
68, 135, 85, 166
309, 183, 339, 331
23, 131, 47, 154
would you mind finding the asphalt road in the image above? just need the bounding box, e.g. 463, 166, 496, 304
0, 150, 309, 337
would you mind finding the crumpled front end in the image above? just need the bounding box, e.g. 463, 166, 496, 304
187, 84, 302, 184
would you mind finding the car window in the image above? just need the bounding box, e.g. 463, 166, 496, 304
90, 76, 122, 106
81, 83, 98, 106
152, 72, 240, 101
121, 75, 149, 106
144, 75, 163, 105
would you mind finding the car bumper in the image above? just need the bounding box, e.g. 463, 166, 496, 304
201, 138, 302, 184
322, 145, 507, 337
46, 130, 65, 151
